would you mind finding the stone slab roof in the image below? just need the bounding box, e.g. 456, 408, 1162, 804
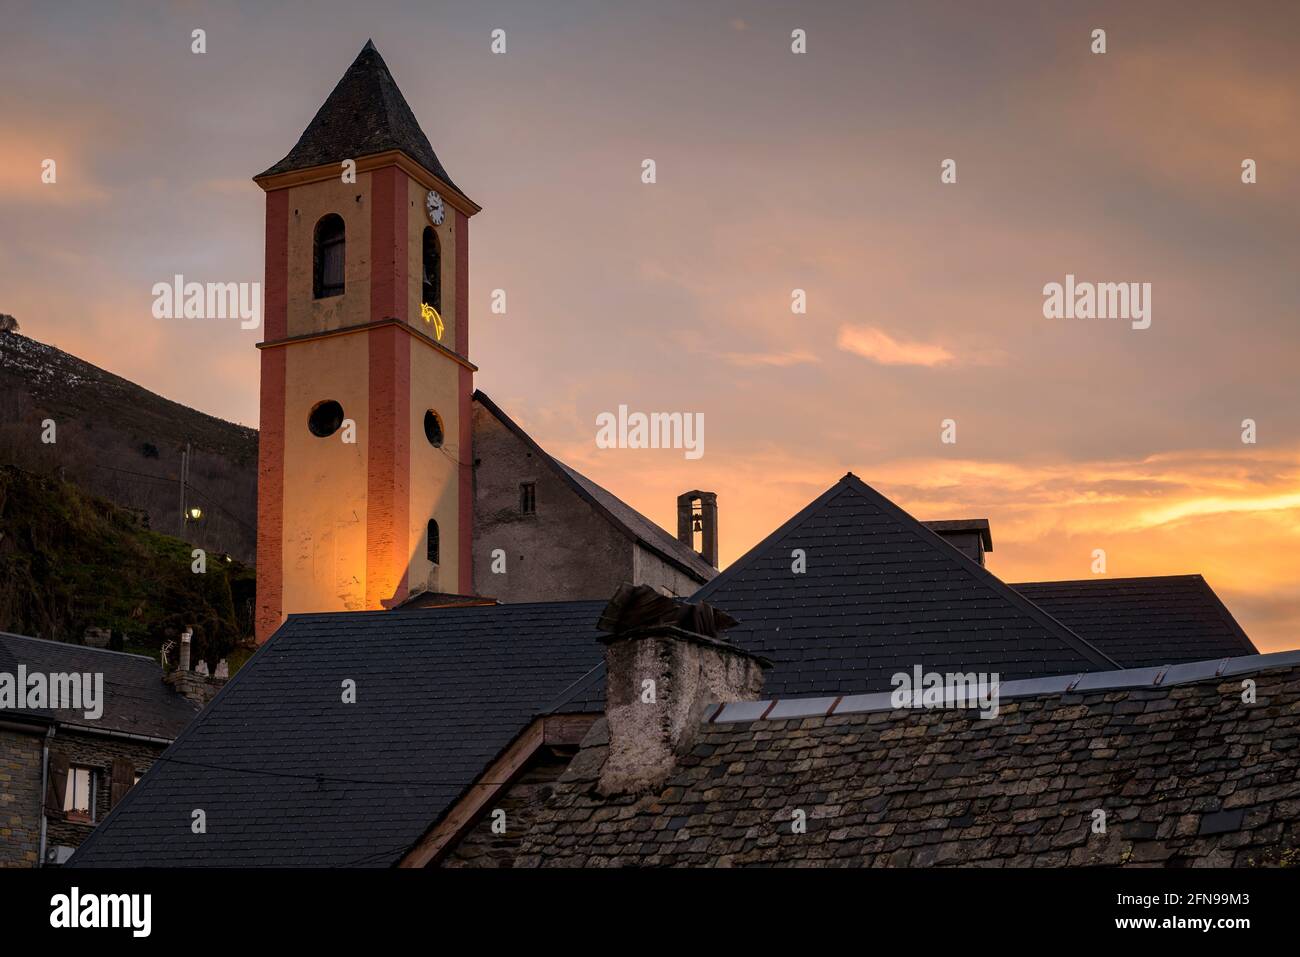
0, 631, 198, 740
519, 651, 1300, 867
69, 602, 606, 867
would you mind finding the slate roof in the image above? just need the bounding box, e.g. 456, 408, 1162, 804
1012, 575, 1258, 668
0, 632, 198, 740
518, 651, 1300, 867
474, 391, 716, 583
688, 474, 1117, 695
69, 602, 606, 868
257, 40, 464, 195
547, 475, 1123, 709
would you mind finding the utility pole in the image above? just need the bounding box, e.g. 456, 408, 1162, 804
179, 442, 190, 532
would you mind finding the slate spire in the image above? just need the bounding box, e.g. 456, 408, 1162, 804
257, 40, 461, 192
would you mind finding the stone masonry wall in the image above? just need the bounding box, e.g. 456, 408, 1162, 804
440, 749, 574, 868
0, 726, 44, 867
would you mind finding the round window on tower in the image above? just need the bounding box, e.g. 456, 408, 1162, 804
308, 400, 345, 438
424, 409, 444, 448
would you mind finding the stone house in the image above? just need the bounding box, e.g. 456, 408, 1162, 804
0, 631, 216, 866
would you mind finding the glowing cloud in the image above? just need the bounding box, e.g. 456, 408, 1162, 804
835, 325, 955, 368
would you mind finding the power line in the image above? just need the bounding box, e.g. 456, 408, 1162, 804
146, 750, 485, 790
81, 461, 257, 535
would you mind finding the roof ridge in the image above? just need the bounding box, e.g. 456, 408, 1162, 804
691, 476, 858, 603
284, 597, 606, 622
0, 630, 159, 663
1012, 574, 1205, 587
1194, 575, 1260, 656
713, 648, 1300, 723
541, 660, 607, 715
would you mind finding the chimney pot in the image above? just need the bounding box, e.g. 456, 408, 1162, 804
922, 519, 992, 567
178, 629, 192, 672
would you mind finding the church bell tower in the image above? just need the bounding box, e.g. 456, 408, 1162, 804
253, 40, 479, 642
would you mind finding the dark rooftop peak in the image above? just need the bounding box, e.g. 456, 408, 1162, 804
257, 40, 463, 194
689, 472, 1119, 689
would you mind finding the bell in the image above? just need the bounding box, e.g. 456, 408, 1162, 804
692, 517, 703, 532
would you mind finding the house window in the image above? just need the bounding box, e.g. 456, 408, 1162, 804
313, 214, 346, 299
308, 399, 345, 437
422, 227, 441, 314
427, 519, 440, 565
63, 766, 97, 822
520, 482, 536, 515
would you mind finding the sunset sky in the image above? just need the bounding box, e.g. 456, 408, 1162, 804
2, 1, 1297, 650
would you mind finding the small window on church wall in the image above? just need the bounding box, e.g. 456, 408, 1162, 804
520, 482, 536, 515
424, 409, 444, 448
308, 399, 345, 437
314, 214, 346, 299
422, 227, 441, 314
427, 519, 440, 565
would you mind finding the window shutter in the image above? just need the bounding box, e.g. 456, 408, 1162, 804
110, 757, 136, 808
44, 751, 69, 814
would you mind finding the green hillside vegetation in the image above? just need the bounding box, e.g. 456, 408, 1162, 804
0, 465, 254, 667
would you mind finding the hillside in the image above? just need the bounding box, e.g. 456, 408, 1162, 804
0, 464, 254, 665
0, 330, 257, 561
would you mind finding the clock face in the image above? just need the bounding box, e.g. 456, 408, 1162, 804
425, 190, 445, 226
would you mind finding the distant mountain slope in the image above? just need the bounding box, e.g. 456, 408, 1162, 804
0, 464, 253, 661
0, 330, 256, 561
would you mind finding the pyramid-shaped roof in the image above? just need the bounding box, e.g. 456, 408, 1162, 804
257, 40, 462, 194
688, 473, 1119, 696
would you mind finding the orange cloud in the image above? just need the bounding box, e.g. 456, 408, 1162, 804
836, 325, 955, 367
720, 350, 819, 368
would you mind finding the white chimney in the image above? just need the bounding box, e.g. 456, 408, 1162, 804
595, 585, 768, 795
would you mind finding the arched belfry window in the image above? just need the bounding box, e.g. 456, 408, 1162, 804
422, 227, 441, 314
426, 519, 440, 565
313, 214, 346, 299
